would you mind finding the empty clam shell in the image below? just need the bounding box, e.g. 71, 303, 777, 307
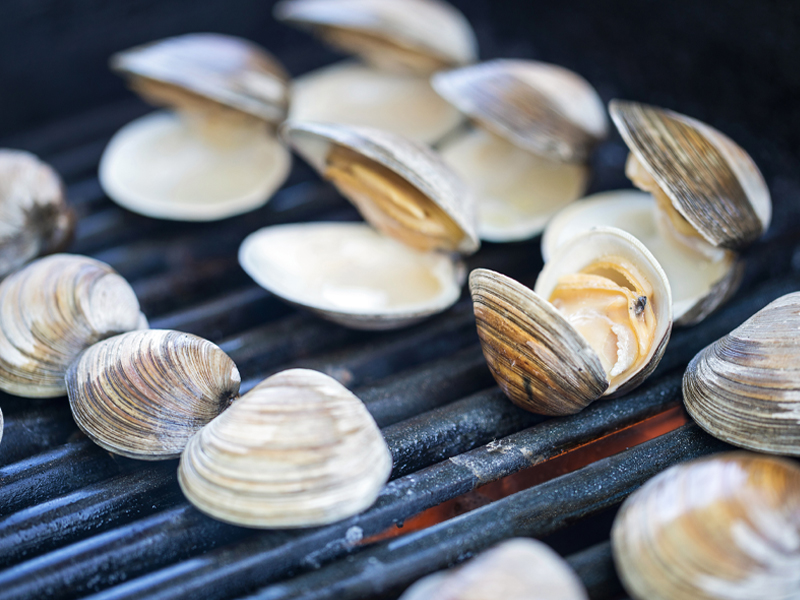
684, 292, 800, 456
400, 538, 588, 600
612, 452, 800, 600
178, 368, 392, 528
0, 150, 74, 279
67, 330, 240, 460
610, 100, 771, 250
0, 254, 147, 398
274, 0, 477, 73
471, 227, 672, 415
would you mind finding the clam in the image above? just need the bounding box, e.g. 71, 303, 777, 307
99, 33, 292, 221
683, 292, 800, 456
0, 254, 147, 398
612, 452, 800, 600
240, 121, 477, 330
434, 59, 608, 241
178, 368, 392, 528
470, 227, 671, 415
0, 149, 74, 279
67, 330, 240, 460
399, 538, 588, 600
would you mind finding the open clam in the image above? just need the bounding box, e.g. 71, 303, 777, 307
99, 33, 292, 221
178, 368, 392, 528
399, 538, 588, 600
0, 150, 74, 279
683, 292, 800, 456
0, 254, 147, 398
240, 121, 477, 329
434, 59, 608, 241
612, 452, 800, 600
67, 330, 240, 460
471, 227, 671, 415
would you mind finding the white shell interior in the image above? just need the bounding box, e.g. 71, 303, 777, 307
542, 190, 733, 322
288, 62, 462, 145
439, 128, 589, 241
239, 222, 462, 318
99, 111, 291, 221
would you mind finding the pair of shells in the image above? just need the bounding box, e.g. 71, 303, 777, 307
612, 452, 800, 600
240, 120, 479, 330
471, 226, 672, 416
100, 33, 293, 221
0, 150, 74, 280
544, 101, 770, 325
400, 538, 588, 600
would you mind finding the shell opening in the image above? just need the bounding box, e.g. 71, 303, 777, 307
549, 258, 657, 385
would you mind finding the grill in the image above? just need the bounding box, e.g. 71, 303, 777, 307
1, 1, 799, 599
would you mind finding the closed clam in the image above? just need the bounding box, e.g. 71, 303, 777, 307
399, 538, 588, 600
240, 121, 477, 329
434, 60, 607, 241
178, 368, 392, 528
100, 33, 292, 221
67, 330, 240, 460
612, 452, 800, 600
471, 227, 671, 415
0, 150, 74, 279
0, 254, 147, 398
683, 292, 800, 455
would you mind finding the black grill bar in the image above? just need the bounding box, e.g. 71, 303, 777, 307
565, 541, 624, 600
0, 404, 75, 467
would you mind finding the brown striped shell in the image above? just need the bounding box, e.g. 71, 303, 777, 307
684, 292, 800, 456
0, 254, 148, 398
612, 452, 800, 600
67, 330, 240, 461
0, 150, 74, 279
178, 368, 392, 528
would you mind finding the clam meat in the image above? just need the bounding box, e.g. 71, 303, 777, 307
470, 227, 671, 415
178, 368, 392, 528
612, 452, 800, 600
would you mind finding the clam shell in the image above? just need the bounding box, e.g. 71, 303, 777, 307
111, 33, 290, 123
282, 121, 479, 254
274, 0, 477, 74
0, 254, 148, 398
684, 292, 800, 456
67, 330, 240, 461
610, 100, 771, 250
178, 368, 392, 528
433, 59, 608, 163
542, 190, 742, 325
0, 150, 74, 279
400, 538, 588, 600
470, 227, 672, 416
612, 452, 800, 600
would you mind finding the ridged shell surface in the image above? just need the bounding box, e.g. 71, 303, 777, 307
0, 254, 147, 398
179, 368, 392, 528
612, 452, 800, 600
67, 330, 241, 460
684, 292, 800, 455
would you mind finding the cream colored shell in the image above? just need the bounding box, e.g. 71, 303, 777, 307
67, 330, 240, 461
0, 254, 147, 398
612, 452, 800, 600
178, 368, 392, 528
684, 292, 800, 456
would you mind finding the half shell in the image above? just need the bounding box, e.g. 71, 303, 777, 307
612, 452, 800, 600
684, 292, 800, 456
610, 100, 771, 250
67, 330, 240, 460
274, 0, 477, 74
470, 227, 672, 415
0, 254, 148, 398
178, 368, 392, 528
399, 538, 588, 600
0, 150, 74, 279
